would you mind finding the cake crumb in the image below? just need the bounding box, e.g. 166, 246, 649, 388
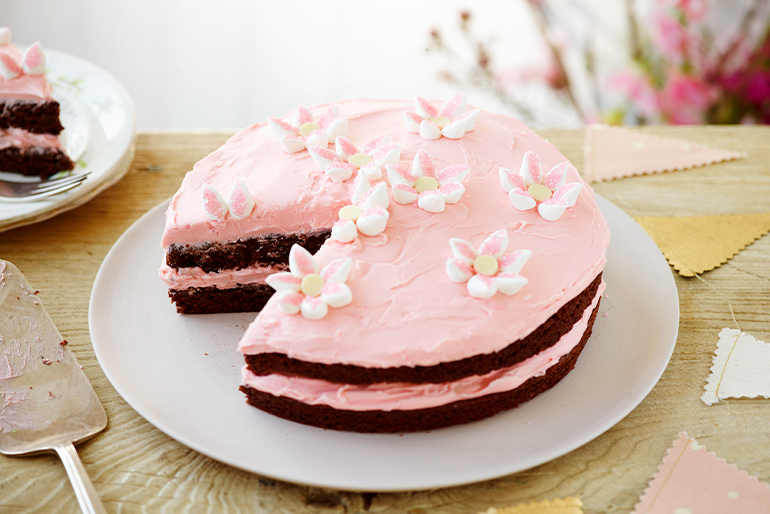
59, 339, 68, 346
42, 358, 52, 365
603, 312, 609, 317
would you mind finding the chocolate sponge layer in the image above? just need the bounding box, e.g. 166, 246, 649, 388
239, 300, 600, 433
0, 98, 65, 134
0, 145, 74, 178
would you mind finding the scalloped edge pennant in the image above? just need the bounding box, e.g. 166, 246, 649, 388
635, 213, 770, 277
703, 328, 770, 405
633, 432, 770, 513
583, 124, 745, 182
479, 496, 583, 514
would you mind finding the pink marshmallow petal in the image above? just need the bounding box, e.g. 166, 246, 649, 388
320, 281, 353, 309
437, 93, 467, 120
510, 188, 537, 211
301, 295, 329, 320
498, 167, 525, 193
413, 148, 436, 178
331, 218, 358, 243
356, 206, 389, 236
437, 164, 471, 184
543, 161, 571, 190
392, 183, 419, 205
228, 179, 255, 219
21, 42, 45, 75
467, 274, 498, 299
386, 163, 418, 186
449, 238, 477, 263
302, 129, 328, 148
498, 249, 531, 274
276, 290, 303, 315
320, 257, 352, 284
456, 108, 481, 131
362, 135, 387, 155
537, 202, 567, 222
359, 182, 389, 210
545, 182, 583, 208
201, 183, 228, 221
293, 104, 314, 126
350, 170, 370, 205
0, 52, 22, 80
371, 144, 401, 167
267, 117, 298, 140
478, 229, 509, 258
265, 271, 302, 293
308, 145, 339, 170
440, 119, 466, 139
417, 189, 445, 213
419, 120, 442, 141
280, 135, 307, 154
446, 258, 474, 283
438, 181, 465, 204
0, 27, 11, 46
316, 104, 338, 129
403, 111, 423, 133
336, 136, 359, 160
415, 96, 439, 118
520, 150, 542, 186
325, 161, 356, 182
289, 244, 318, 278
494, 272, 528, 296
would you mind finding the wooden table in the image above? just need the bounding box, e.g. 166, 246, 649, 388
1, 127, 769, 513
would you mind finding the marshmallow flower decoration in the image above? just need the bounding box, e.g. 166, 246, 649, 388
499, 151, 583, 222
331, 172, 390, 243
446, 230, 531, 299
308, 135, 401, 183
265, 245, 354, 320
201, 179, 255, 221
386, 148, 471, 213
0, 27, 12, 46
403, 93, 481, 141
268, 104, 348, 154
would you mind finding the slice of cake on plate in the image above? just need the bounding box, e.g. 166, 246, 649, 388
0, 28, 74, 179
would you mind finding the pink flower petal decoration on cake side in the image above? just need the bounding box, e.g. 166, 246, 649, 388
331, 218, 357, 244
521, 150, 543, 186
413, 149, 436, 178
0, 27, 11, 46
275, 290, 303, 315
21, 42, 45, 75
264, 272, 302, 293
201, 184, 228, 221
301, 295, 329, 320
391, 183, 419, 205
320, 257, 352, 284
320, 281, 353, 309
437, 181, 465, 205
227, 179, 255, 220
445, 232, 531, 299
404, 93, 481, 141
331, 176, 391, 244
288, 245, 319, 278
417, 189, 445, 213
387, 150, 469, 213
336, 136, 359, 160
0, 52, 22, 80
310, 135, 400, 183
356, 206, 389, 236
267, 104, 347, 154
437, 93, 466, 120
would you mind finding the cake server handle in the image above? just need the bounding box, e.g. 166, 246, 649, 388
53, 442, 107, 514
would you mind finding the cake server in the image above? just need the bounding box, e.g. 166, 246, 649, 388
0, 260, 107, 514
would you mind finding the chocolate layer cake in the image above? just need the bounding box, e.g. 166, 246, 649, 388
0, 29, 74, 179
161, 97, 610, 432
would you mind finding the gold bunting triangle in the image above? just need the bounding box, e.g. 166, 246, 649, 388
635, 213, 770, 277
478, 496, 583, 514
583, 124, 744, 182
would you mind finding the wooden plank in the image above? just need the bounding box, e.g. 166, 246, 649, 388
1, 127, 768, 513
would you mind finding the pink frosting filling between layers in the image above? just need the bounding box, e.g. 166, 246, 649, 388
0, 128, 65, 151
0, 45, 52, 99
159, 260, 285, 290
241, 281, 604, 412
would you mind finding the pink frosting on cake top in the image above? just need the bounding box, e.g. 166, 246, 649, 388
195, 99, 612, 369
0, 44, 52, 99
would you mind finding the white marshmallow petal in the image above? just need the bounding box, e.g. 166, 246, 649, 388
392, 184, 419, 205
308, 145, 337, 170
461, 108, 481, 131
304, 130, 329, 148
360, 163, 382, 181
228, 179, 255, 219
325, 162, 356, 183
403, 111, 422, 133
538, 202, 568, 222
301, 296, 329, 320
417, 191, 446, 213
265, 272, 302, 293
499, 249, 532, 274
440, 120, 466, 140
320, 257, 353, 284
276, 290, 303, 315
280, 136, 306, 154
201, 184, 228, 221
320, 282, 353, 309
325, 117, 348, 140
356, 206, 389, 236
21, 42, 45, 75
419, 120, 442, 141
467, 274, 498, 299
446, 258, 474, 283
510, 191, 537, 211
494, 273, 528, 296
289, 244, 319, 278
331, 219, 358, 243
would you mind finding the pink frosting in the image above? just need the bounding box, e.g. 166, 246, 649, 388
0, 44, 52, 99
241, 282, 604, 411
0, 127, 64, 151
159, 261, 286, 290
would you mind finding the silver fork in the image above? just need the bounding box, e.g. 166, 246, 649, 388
0, 172, 91, 202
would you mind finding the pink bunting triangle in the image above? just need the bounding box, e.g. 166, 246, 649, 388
583, 124, 744, 182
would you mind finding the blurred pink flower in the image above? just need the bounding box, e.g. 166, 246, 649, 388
746, 71, 770, 106
652, 13, 694, 63
608, 71, 660, 118
672, 0, 708, 23
659, 75, 714, 124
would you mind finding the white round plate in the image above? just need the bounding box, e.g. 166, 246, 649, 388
90, 195, 678, 492
0, 49, 136, 232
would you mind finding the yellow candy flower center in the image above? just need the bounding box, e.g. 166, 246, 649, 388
414, 176, 439, 193
301, 274, 325, 297
528, 183, 552, 202
434, 116, 450, 128
339, 205, 362, 221
473, 255, 499, 276
348, 153, 373, 167
299, 122, 321, 136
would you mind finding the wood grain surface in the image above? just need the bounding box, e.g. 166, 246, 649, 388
0, 126, 768, 513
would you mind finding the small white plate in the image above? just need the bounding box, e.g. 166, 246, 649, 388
0, 49, 136, 232
89, 196, 678, 492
